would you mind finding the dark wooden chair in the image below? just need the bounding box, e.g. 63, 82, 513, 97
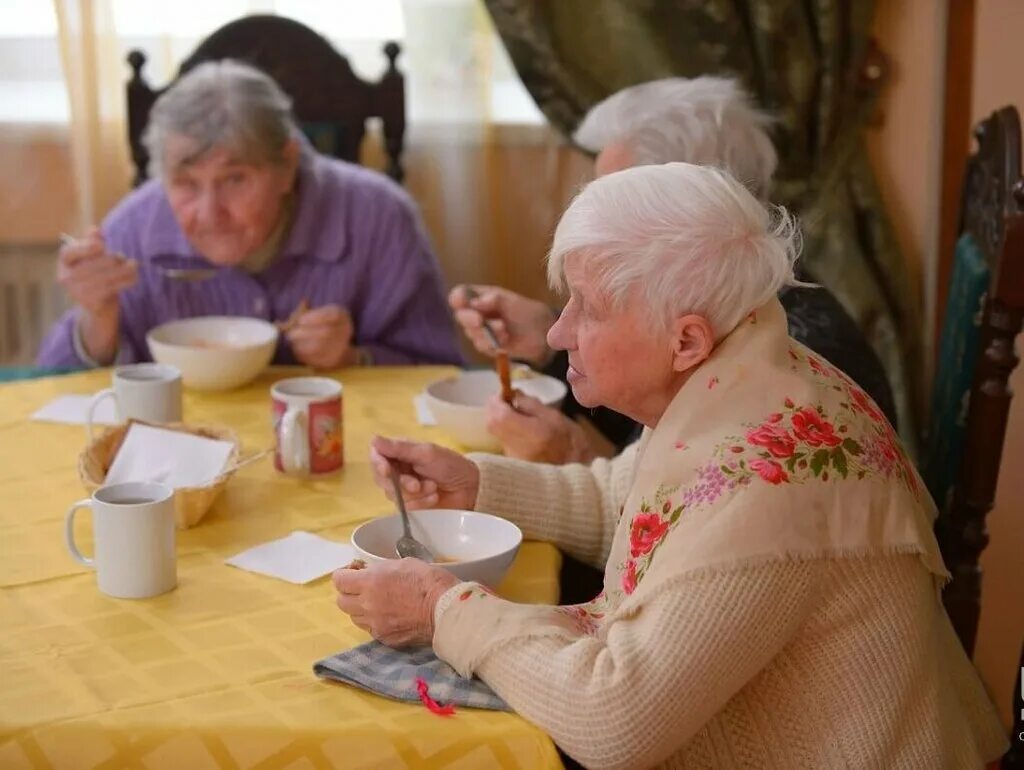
125, 14, 406, 187
929, 105, 1024, 659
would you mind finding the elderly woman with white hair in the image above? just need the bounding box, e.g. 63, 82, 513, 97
449, 76, 896, 465
38, 60, 461, 369
334, 164, 1005, 769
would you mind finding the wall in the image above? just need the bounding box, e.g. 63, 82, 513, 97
970, 0, 1024, 732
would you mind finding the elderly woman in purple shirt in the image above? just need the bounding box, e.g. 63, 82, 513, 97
38, 60, 462, 369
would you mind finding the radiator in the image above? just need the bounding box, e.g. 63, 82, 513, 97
0, 244, 68, 365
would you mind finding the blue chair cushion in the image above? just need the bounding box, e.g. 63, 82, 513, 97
922, 233, 990, 510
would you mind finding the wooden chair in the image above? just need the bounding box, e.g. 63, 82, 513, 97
125, 14, 406, 187
928, 106, 1024, 658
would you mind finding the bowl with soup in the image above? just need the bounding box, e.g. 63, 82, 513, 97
147, 316, 278, 391
350, 509, 522, 587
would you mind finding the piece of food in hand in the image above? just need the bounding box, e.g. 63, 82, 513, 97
343, 558, 366, 570
496, 349, 514, 405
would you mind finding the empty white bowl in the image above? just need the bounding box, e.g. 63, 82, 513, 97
423, 368, 567, 451
147, 316, 278, 391
351, 509, 523, 587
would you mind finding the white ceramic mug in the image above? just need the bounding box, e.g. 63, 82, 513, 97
86, 363, 183, 439
271, 377, 344, 475
65, 481, 177, 599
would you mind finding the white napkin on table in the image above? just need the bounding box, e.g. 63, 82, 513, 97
103, 423, 234, 488
31, 394, 117, 425
413, 393, 437, 426
225, 531, 358, 584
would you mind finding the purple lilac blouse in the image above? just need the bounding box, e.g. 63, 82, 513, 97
37, 149, 464, 368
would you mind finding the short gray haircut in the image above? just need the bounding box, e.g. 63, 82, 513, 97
143, 59, 298, 177
573, 76, 777, 199
548, 163, 801, 340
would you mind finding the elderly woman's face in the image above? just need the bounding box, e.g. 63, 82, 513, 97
163, 137, 298, 265
547, 253, 680, 423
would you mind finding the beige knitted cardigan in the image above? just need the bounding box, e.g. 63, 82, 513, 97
431, 300, 1007, 769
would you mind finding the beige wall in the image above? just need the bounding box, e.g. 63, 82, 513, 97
971, 0, 1024, 731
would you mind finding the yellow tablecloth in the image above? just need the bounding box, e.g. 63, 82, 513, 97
0, 367, 563, 770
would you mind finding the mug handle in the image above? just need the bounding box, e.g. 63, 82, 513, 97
280, 407, 309, 474
86, 388, 117, 441
65, 499, 95, 568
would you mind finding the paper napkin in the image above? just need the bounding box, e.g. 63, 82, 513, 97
31, 394, 118, 425
104, 423, 234, 488
225, 531, 358, 584
413, 394, 437, 426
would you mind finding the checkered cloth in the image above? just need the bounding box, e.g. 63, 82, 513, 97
313, 641, 510, 712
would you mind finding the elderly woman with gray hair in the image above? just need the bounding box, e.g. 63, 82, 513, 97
449, 76, 896, 465
334, 164, 1005, 769
38, 60, 461, 369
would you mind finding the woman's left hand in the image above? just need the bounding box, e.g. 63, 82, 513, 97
288, 304, 357, 369
332, 558, 460, 647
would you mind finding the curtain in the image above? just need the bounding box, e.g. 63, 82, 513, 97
483, 0, 923, 449
53, 0, 133, 228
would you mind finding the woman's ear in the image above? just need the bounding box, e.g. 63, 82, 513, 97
670, 314, 715, 372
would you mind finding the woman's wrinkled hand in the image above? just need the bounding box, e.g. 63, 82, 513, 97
57, 227, 138, 316
448, 284, 556, 367
485, 392, 595, 465
332, 557, 459, 647
369, 436, 480, 511
287, 303, 356, 369
57, 227, 138, 363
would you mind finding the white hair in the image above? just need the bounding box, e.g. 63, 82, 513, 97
143, 60, 299, 178
573, 76, 777, 198
548, 163, 802, 340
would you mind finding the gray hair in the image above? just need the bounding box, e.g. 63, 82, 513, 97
143, 59, 298, 178
548, 163, 801, 340
573, 76, 778, 199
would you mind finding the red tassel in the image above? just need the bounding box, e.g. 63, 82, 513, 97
415, 676, 456, 716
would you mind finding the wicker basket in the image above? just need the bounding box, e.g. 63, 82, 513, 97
78, 420, 242, 529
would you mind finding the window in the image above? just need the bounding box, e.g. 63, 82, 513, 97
0, 0, 543, 126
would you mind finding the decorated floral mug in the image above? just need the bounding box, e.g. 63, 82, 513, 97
271, 377, 343, 475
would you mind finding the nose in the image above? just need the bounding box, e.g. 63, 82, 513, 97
547, 306, 574, 352
195, 187, 223, 227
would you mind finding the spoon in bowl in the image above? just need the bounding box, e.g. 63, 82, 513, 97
387, 463, 436, 562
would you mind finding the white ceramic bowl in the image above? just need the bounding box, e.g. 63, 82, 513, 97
423, 368, 567, 451
147, 316, 278, 391
351, 509, 522, 587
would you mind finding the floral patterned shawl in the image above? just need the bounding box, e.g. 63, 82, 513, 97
446, 299, 946, 662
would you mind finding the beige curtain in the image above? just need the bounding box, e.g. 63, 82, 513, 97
53, 0, 132, 229
367, 2, 593, 340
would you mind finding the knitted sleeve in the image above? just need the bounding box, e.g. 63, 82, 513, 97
433, 558, 823, 770
468, 442, 639, 569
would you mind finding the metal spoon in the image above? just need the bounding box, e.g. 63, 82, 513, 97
58, 234, 219, 282
157, 266, 220, 282
387, 463, 435, 562
461, 285, 503, 351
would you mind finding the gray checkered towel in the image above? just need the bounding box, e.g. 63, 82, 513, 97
313, 641, 510, 712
